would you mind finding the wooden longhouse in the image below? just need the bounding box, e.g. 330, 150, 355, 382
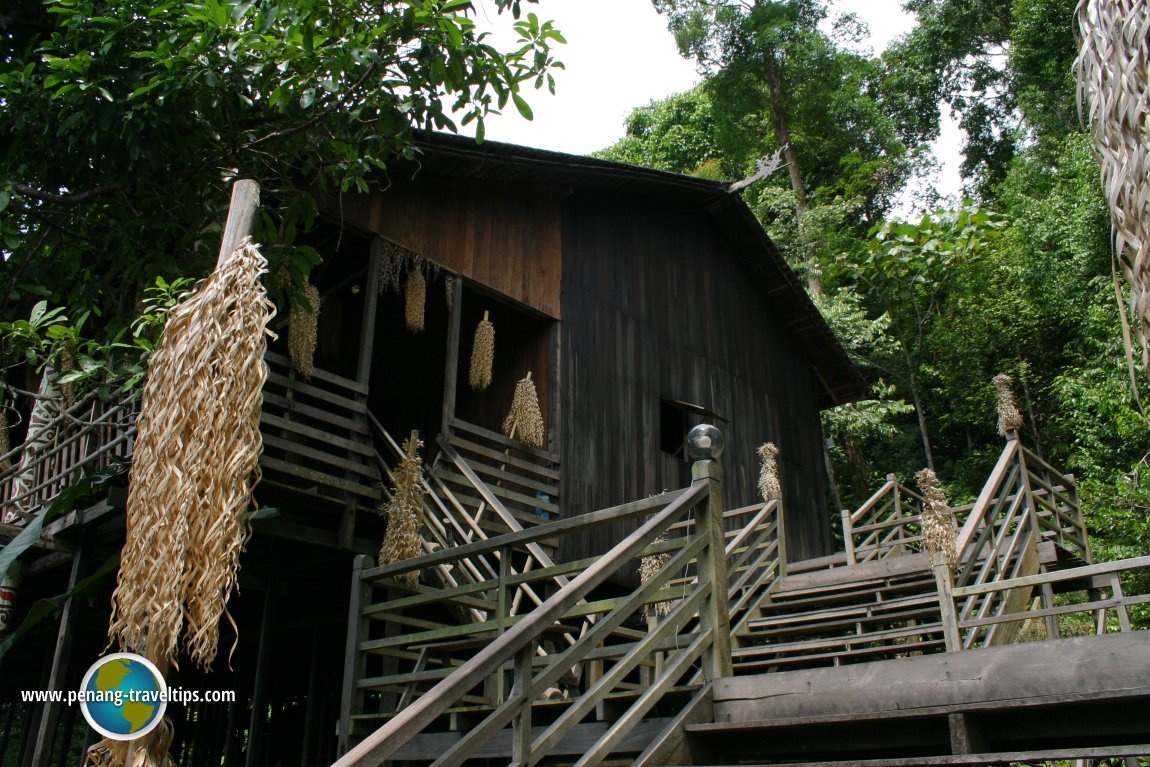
0, 137, 1147, 767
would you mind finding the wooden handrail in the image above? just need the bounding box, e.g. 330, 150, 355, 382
333, 480, 709, 767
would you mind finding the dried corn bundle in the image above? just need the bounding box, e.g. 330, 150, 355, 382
503, 372, 545, 448
915, 468, 957, 566
0, 399, 10, 472
58, 348, 76, 408
1076, 0, 1150, 374
757, 442, 781, 502
993, 373, 1023, 436
288, 281, 320, 379
639, 535, 674, 620
469, 311, 494, 391
107, 238, 274, 673
379, 434, 426, 585
405, 268, 426, 332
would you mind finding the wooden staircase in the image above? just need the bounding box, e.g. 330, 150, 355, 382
732, 553, 946, 673
332, 427, 1150, 767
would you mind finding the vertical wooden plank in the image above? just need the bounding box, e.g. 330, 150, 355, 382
338, 555, 372, 755
30, 540, 87, 767
441, 276, 464, 437
932, 550, 962, 652
216, 179, 260, 268
510, 642, 535, 766
841, 508, 856, 566
356, 239, 385, 386
245, 585, 277, 767
691, 433, 732, 680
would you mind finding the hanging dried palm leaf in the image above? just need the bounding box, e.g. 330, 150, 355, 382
469, 311, 495, 391
915, 468, 957, 566
993, 373, 1023, 436
405, 267, 426, 333
1076, 0, 1150, 377
503, 372, 545, 448
85, 717, 176, 767
379, 433, 426, 585
107, 238, 274, 672
638, 535, 674, 620
288, 281, 320, 379
757, 442, 781, 502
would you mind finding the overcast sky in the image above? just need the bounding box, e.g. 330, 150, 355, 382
467, 0, 963, 207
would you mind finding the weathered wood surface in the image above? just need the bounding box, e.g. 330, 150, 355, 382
712, 631, 1150, 724
216, 178, 259, 267
773, 551, 932, 594
560, 195, 834, 566
682, 744, 1150, 767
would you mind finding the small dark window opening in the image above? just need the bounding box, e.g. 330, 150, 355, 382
660, 398, 729, 460
660, 400, 688, 459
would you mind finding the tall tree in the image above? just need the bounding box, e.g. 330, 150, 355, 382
0, 0, 563, 336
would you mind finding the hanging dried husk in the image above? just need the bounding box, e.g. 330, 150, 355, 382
58, 348, 76, 408
993, 373, 1023, 436
379, 434, 426, 585
405, 268, 426, 333
915, 468, 957, 566
503, 372, 545, 448
107, 238, 274, 675
85, 716, 176, 767
379, 240, 420, 295
1076, 0, 1150, 375
469, 311, 495, 391
288, 281, 320, 379
639, 535, 674, 620
757, 442, 781, 502
0, 398, 10, 472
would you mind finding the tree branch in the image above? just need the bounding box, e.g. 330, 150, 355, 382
11, 178, 136, 205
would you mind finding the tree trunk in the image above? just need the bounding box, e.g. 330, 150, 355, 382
763, 54, 824, 297
908, 371, 935, 471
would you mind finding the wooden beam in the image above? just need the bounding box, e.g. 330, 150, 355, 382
441, 275, 464, 437
216, 179, 260, 267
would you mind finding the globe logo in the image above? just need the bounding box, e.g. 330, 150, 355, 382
78, 653, 167, 740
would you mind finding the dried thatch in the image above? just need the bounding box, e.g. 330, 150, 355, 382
1076, 0, 1150, 376
379, 435, 426, 585
405, 268, 426, 333
915, 468, 957, 566
503, 372, 545, 448
107, 239, 274, 671
468, 311, 494, 391
639, 535, 673, 620
757, 442, 781, 502
288, 282, 320, 379
993, 373, 1023, 436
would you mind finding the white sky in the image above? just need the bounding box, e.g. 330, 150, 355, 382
467, 0, 964, 207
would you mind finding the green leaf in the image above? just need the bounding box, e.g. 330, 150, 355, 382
512, 92, 533, 120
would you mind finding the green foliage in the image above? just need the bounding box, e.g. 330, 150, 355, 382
1, 0, 562, 361
594, 87, 727, 178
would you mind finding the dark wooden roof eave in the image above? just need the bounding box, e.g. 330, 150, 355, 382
393, 134, 869, 408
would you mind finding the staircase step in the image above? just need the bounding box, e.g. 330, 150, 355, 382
732, 623, 946, 672
677, 743, 1150, 767
743, 606, 943, 642
760, 577, 937, 614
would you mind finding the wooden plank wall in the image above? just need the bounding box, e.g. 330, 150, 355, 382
343, 176, 563, 319
560, 195, 833, 565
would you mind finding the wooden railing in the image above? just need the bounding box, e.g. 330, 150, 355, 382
335, 441, 734, 767
0, 392, 136, 524
946, 434, 1088, 649
258, 351, 380, 510
841, 474, 926, 565
948, 555, 1150, 643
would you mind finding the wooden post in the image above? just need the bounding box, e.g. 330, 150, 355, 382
931, 550, 962, 652
29, 539, 87, 767
441, 276, 464, 438
244, 585, 277, 767
216, 179, 260, 267
510, 640, 536, 766
338, 555, 372, 755
776, 498, 788, 578
496, 545, 511, 703
841, 508, 856, 566
689, 425, 732, 680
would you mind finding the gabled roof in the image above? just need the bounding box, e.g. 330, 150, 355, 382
406, 133, 868, 408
